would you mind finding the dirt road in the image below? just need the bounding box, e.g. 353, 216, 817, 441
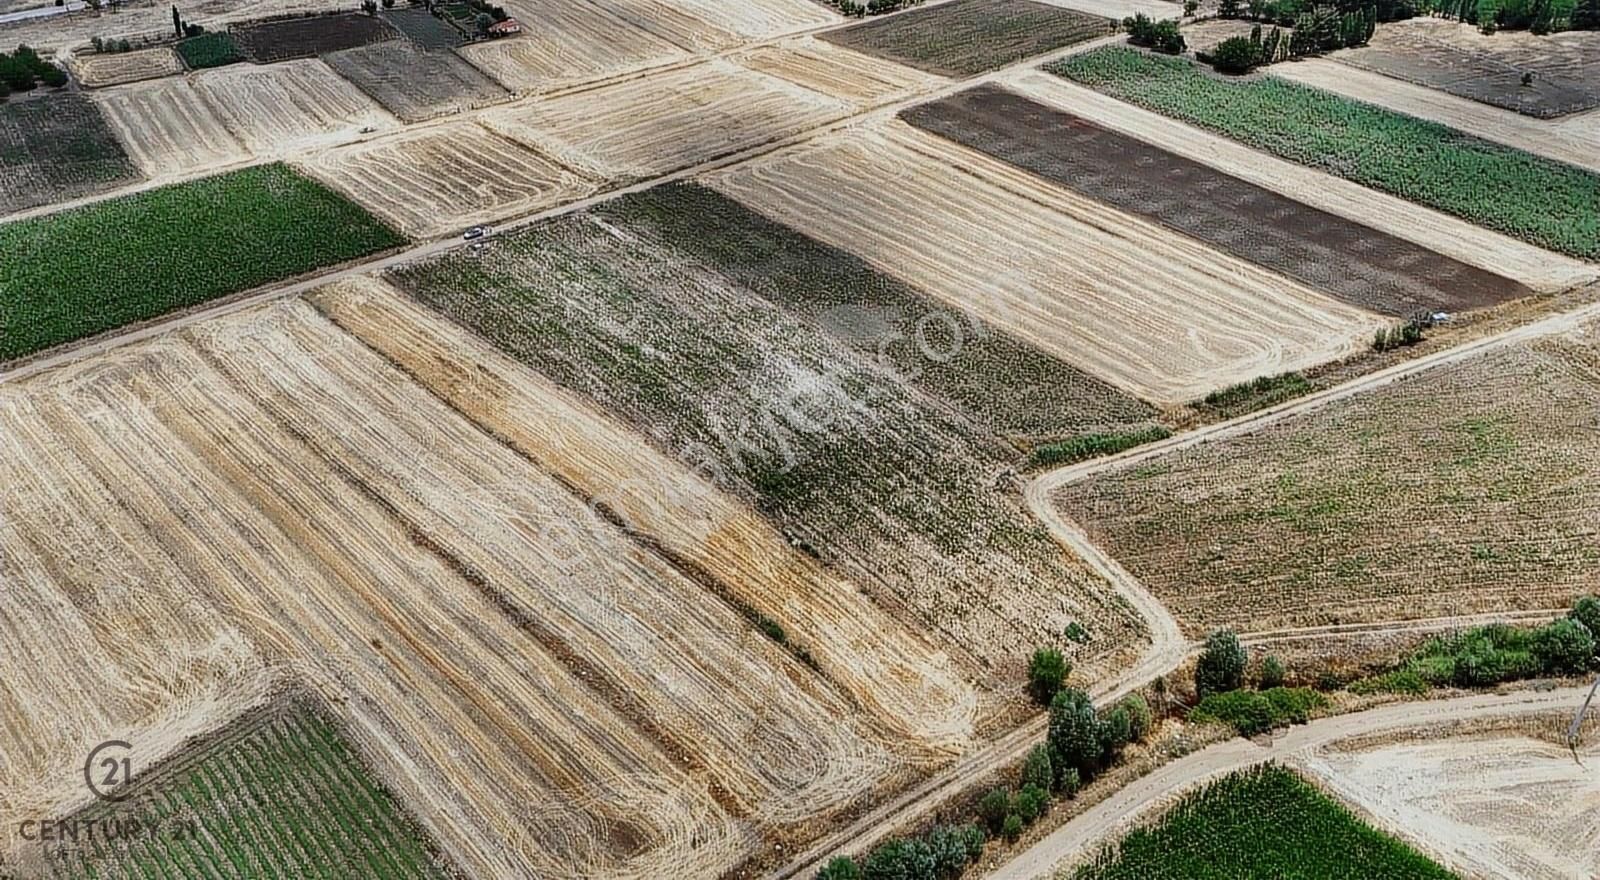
988, 686, 1590, 880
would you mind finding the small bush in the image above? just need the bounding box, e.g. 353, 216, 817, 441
1021, 743, 1054, 792
1532, 618, 1595, 675
1257, 655, 1286, 689
1571, 596, 1600, 641
1119, 694, 1152, 742
1348, 668, 1429, 696
1196, 630, 1247, 698
1209, 36, 1263, 74
1015, 783, 1050, 824
1096, 705, 1132, 760
979, 787, 1012, 835
1028, 648, 1070, 705
1002, 814, 1024, 842
817, 856, 862, 880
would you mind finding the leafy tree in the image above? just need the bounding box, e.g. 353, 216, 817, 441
1533, 618, 1595, 675
923, 824, 981, 878
979, 787, 1012, 834
1119, 693, 1152, 742
817, 856, 862, 880
1573, 0, 1600, 27
1096, 705, 1132, 761
1209, 36, 1263, 73
474, 11, 492, 32
1196, 630, 1247, 698
1219, 0, 1243, 16
1001, 814, 1024, 842
1021, 743, 1054, 792
1048, 687, 1101, 780
1570, 596, 1600, 640
1058, 766, 1081, 796
1258, 655, 1286, 689
861, 838, 935, 880
1028, 648, 1069, 705
1015, 783, 1050, 823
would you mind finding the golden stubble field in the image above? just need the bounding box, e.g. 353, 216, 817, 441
710, 119, 1386, 405
0, 282, 978, 878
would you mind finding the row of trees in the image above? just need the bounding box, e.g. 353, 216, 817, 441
1123, 13, 1187, 53
1429, 0, 1599, 33
0, 45, 67, 100
1205, 7, 1377, 73
833, 0, 926, 16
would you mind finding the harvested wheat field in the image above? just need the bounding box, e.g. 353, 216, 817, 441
0, 398, 272, 858
1054, 315, 1600, 636
1338, 18, 1600, 118
456, 0, 694, 93
323, 40, 508, 123
483, 59, 853, 180
90, 74, 252, 178
1274, 59, 1600, 174
388, 191, 1151, 682
710, 120, 1382, 404
190, 58, 398, 155
0, 290, 983, 876
733, 36, 939, 106
295, 121, 594, 237
653, 0, 837, 37
1298, 732, 1600, 879
819, 0, 1112, 76
69, 46, 183, 87
312, 276, 977, 749
904, 84, 1531, 316
0, 0, 344, 52
999, 69, 1599, 293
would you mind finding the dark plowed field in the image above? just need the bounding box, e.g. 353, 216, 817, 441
0, 92, 140, 216
903, 85, 1531, 316
234, 13, 398, 63
382, 7, 467, 48
324, 40, 506, 122
818, 0, 1111, 76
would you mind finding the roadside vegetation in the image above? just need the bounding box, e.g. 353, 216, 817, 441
1051, 47, 1600, 259
1071, 764, 1456, 878
1029, 427, 1172, 468
1, 163, 403, 360
1194, 372, 1312, 419
1352, 601, 1599, 694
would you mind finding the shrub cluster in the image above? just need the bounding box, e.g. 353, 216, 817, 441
818, 823, 984, 879
0, 45, 67, 99
1189, 687, 1326, 736
1030, 426, 1172, 468
1122, 14, 1185, 53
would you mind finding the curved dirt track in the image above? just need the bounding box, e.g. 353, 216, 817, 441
989, 686, 1591, 880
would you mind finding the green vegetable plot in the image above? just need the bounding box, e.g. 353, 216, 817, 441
1, 163, 403, 361
1051, 48, 1600, 260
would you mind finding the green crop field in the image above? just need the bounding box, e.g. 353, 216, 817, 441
0, 163, 403, 361
1050, 47, 1600, 260
176, 32, 244, 69
1072, 765, 1456, 879
36, 703, 454, 879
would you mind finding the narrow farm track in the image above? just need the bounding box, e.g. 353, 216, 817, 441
768, 293, 1600, 879
988, 686, 1591, 880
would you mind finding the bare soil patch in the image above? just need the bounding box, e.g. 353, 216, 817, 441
733, 36, 940, 105
1339, 18, 1600, 118
904, 84, 1532, 317
1054, 315, 1600, 635
819, 0, 1113, 76
323, 39, 507, 122
233, 11, 397, 63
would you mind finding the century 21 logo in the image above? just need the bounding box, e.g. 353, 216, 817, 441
83, 740, 134, 801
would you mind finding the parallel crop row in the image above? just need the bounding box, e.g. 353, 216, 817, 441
1051, 47, 1600, 260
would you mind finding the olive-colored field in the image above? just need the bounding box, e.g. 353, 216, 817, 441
819, 0, 1112, 76
0, 92, 140, 216
323, 40, 508, 123
1054, 317, 1600, 635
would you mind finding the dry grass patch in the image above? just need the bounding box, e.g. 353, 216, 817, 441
1054, 317, 1600, 635
296, 121, 592, 237
482, 59, 853, 180
69, 46, 183, 87
457, 0, 695, 92
90, 75, 252, 178
710, 120, 1382, 405
732, 36, 939, 105
189, 58, 398, 155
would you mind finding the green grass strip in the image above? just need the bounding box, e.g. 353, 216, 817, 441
1074, 764, 1456, 879
1, 162, 404, 361
1050, 47, 1600, 260
1030, 426, 1171, 467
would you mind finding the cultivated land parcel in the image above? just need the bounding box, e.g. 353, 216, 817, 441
8, 0, 1600, 876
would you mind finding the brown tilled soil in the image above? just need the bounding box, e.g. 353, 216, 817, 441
233, 12, 397, 62
1339, 19, 1600, 118
903, 84, 1532, 317
818, 0, 1112, 76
